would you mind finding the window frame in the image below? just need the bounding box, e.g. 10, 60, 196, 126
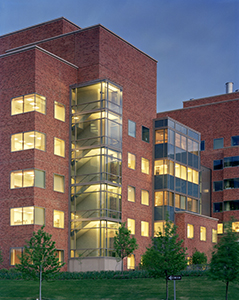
187, 224, 194, 239
54, 137, 65, 157
127, 185, 135, 202
141, 157, 149, 174
10, 169, 45, 189
127, 218, 135, 235
200, 226, 206, 241
213, 138, 224, 150
11, 131, 46, 152
141, 221, 149, 237
53, 210, 65, 229
10, 247, 24, 266
53, 174, 65, 193
11, 93, 46, 116
141, 189, 149, 206
142, 126, 150, 143
54, 101, 65, 122
128, 152, 136, 170
128, 119, 136, 138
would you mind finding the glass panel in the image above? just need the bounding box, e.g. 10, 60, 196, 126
154, 221, 165, 236
23, 170, 34, 187
141, 221, 149, 237
24, 131, 35, 150
54, 210, 64, 228
128, 120, 136, 137
128, 153, 136, 169
54, 138, 65, 157
11, 133, 23, 151
231, 136, 239, 146
168, 129, 174, 145
35, 207, 45, 225
11, 171, 23, 188
214, 138, 224, 149
35, 170, 45, 188
127, 218, 135, 234
155, 129, 167, 144
175, 194, 180, 208
76, 120, 101, 140
127, 254, 135, 269
181, 165, 187, 180
35, 95, 46, 114
24, 94, 35, 112
11, 97, 23, 115
10, 248, 22, 265
187, 224, 194, 238
10, 207, 23, 225
54, 101, 65, 121
142, 126, 149, 143
35, 132, 45, 151
128, 186, 135, 202
76, 83, 102, 104
54, 174, 64, 193
217, 223, 223, 234
155, 191, 163, 206
180, 196, 186, 209
108, 83, 121, 106
141, 190, 149, 205
175, 133, 181, 148
23, 206, 34, 224
141, 157, 149, 174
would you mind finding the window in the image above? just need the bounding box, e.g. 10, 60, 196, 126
141, 190, 149, 206
154, 221, 166, 236
231, 136, 239, 146
142, 126, 149, 143
11, 131, 45, 152
53, 210, 64, 228
11, 94, 46, 115
55, 250, 64, 263
213, 159, 223, 170
154, 159, 174, 176
54, 174, 65, 193
155, 129, 168, 144
10, 206, 45, 226
54, 137, 65, 157
128, 152, 136, 169
10, 169, 45, 189
127, 218, 135, 235
224, 178, 239, 189
54, 101, 65, 122
187, 224, 194, 239
213, 202, 223, 213
212, 229, 217, 243
141, 157, 149, 174
128, 120, 136, 137
224, 156, 239, 168
224, 200, 239, 211
213, 138, 224, 149
141, 221, 149, 237
213, 181, 223, 192
10, 248, 24, 265
232, 222, 239, 232
175, 163, 187, 180
127, 185, 135, 202
200, 226, 206, 241
127, 254, 135, 269
200, 140, 205, 151
217, 223, 223, 234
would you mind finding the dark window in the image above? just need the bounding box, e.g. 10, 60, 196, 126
142, 126, 149, 143
200, 140, 205, 151
231, 136, 239, 146
224, 156, 239, 168
224, 200, 239, 211
224, 178, 239, 189
213, 138, 224, 150
213, 159, 223, 170
213, 202, 223, 213
155, 119, 167, 128
213, 181, 223, 192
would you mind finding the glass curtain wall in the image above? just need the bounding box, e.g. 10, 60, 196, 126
70, 80, 122, 258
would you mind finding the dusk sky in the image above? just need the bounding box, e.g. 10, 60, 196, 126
0, 0, 238, 112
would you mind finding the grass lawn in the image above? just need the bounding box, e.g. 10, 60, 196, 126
0, 277, 239, 300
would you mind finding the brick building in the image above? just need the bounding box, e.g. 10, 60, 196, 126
0, 17, 220, 271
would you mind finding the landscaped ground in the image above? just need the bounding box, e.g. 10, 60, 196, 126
0, 277, 238, 300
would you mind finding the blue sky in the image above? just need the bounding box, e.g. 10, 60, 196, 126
0, 0, 238, 112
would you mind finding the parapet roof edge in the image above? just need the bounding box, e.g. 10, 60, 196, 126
0, 44, 79, 69
183, 91, 239, 104
3, 22, 157, 63
0, 17, 81, 38
175, 211, 218, 221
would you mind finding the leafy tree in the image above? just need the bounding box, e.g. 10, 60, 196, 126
16, 226, 65, 300
113, 222, 138, 273
0, 248, 3, 266
141, 218, 187, 300
209, 220, 239, 300
189, 248, 207, 265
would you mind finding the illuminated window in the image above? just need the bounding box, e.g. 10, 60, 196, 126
127, 254, 135, 269
54, 101, 65, 122
141, 157, 149, 174
175, 163, 187, 180
187, 224, 194, 239
10, 169, 45, 189
11, 94, 46, 115
128, 120, 136, 137
127, 218, 135, 234
54, 138, 65, 157
154, 221, 165, 236
54, 174, 65, 193
11, 131, 45, 152
155, 129, 168, 144
55, 250, 64, 263
217, 223, 223, 234
154, 159, 174, 175
127, 186, 135, 202
10, 248, 24, 265
232, 222, 239, 232
141, 190, 149, 206
212, 229, 217, 243
141, 221, 149, 237
128, 153, 136, 170
53, 210, 64, 228
187, 168, 199, 184
10, 206, 44, 226
200, 226, 206, 241
155, 191, 172, 206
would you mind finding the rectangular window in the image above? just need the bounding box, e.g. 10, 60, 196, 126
224, 178, 239, 190
154, 160, 174, 176
142, 126, 150, 143
213, 138, 224, 149
141, 157, 149, 174
128, 153, 136, 170
213, 181, 223, 192
127, 218, 135, 235
212, 229, 217, 243
10, 206, 45, 226
200, 226, 206, 241
231, 136, 239, 146
54, 101, 65, 122
11, 131, 45, 152
217, 223, 223, 234
224, 200, 239, 211
232, 222, 239, 232
224, 156, 239, 168
141, 190, 149, 206
187, 224, 194, 239
11, 94, 46, 115
141, 221, 149, 237
53, 210, 64, 228
10, 248, 24, 265
127, 185, 135, 202
200, 140, 205, 151
155, 129, 168, 144
10, 169, 45, 189
54, 174, 65, 193
55, 250, 64, 263
213, 202, 223, 213
127, 254, 135, 269
128, 120, 136, 137
213, 159, 223, 170
54, 137, 65, 157
154, 221, 166, 236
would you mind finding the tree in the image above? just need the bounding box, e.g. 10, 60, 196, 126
0, 248, 3, 266
16, 226, 65, 300
209, 220, 239, 300
113, 222, 138, 273
141, 218, 187, 300
189, 248, 207, 265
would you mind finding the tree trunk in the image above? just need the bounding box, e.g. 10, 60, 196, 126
225, 281, 229, 300
121, 258, 123, 274
39, 265, 42, 300
166, 277, 168, 300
